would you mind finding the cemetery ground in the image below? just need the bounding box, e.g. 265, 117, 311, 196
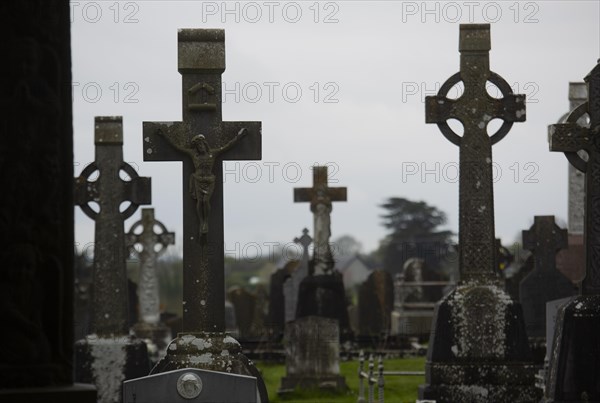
257, 355, 425, 402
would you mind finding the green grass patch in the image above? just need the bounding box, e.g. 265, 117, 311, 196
256, 356, 425, 403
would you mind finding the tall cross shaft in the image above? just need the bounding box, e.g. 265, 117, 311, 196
143, 30, 261, 332
564, 82, 588, 234
127, 208, 175, 325
425, 24, 526, 281
549, 61, 600, 295
294, 166, 346, 274
75, 116, 151, 336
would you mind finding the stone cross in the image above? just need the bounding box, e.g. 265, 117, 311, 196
425, 24, 526, 282
564, 83, 588, 234
75, 116, 151, 336
549, 61, 600, 295
519, 216, 573, 338
419, 25, 537, 402
294, 166, 347, 274
294, 228, 313, 273
143, 30, 260, 334
126, 208, 175, 325
546, 60, 600, 402
283, 228, 313, 322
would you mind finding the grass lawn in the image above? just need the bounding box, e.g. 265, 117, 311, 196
256, 356, 425, 403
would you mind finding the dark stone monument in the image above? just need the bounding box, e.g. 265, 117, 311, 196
227, 287, 260, 341
294, 166, 352, 340
127, 208, 175, 363
418, 24, 539, 402
519, 216, 575, 363
555, 82, 588, 284
358, 270, 394, 337
279, 166, 350, 394
0, 2, 96, 401
123, 368, 258, 403
141, 29, 267, 402
546, 60, 600, 402
279, 316, 347, 393
74, 116, 152, 402
284, 228, 313, 322
267, 260, 295, 341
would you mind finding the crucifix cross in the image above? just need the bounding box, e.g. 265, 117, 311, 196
126, 208, 175, 325
294, 166, 346, 274
425, 24, 526, 282
549, 60, 600, 295
74, 116, 151, 336
143, 29, 261, 333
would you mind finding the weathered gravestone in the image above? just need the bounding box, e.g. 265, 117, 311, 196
294, 166, 352, 340
519, 216, 575, 363
279, 316, 347, 393
391, 258, 437, 338
268, 260, 296, 341
555, 82, 588, 284
283, 228, 313, 323
546, 60, 600, 402
74, 116, 152, 403
227, 286, 263, 341
358, 270, 394, 338
127, 208, 175, 363
418, 24, 539, 402
123, 368, 258, 403
0, 2, 96, 401
141, 29, 267, 402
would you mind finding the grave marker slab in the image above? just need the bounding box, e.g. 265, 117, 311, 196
279, 316, 347, 394
546, 60, 600, 402
358, 270, 394, 337
519, 217, 575, 340
123, 368, 257, 403
141, 29, 267, 402
418, 24, 539, 402
74, 116, 152, 403
127, 208, 175, 362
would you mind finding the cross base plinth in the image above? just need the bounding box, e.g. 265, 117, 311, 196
419, 283, 541, 403
132, 322, 172, 364
545, 295, 600, 402
75, 335, 150, 403
150, 332, 268, 402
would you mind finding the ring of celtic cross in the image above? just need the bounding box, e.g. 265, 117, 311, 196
562, 102, 590, 173
77, 162, 145, 220
127, 219, 173, 256
436, 71, 516, 146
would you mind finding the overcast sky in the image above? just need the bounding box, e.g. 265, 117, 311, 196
71, 1, 599, 264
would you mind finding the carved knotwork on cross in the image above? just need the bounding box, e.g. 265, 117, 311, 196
425, 24, 526, 282
74, 116, 151, 336
549, 60, 600, 295
127, 208, 175, 325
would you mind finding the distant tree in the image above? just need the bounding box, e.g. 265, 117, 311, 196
378, 197, 454, 274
